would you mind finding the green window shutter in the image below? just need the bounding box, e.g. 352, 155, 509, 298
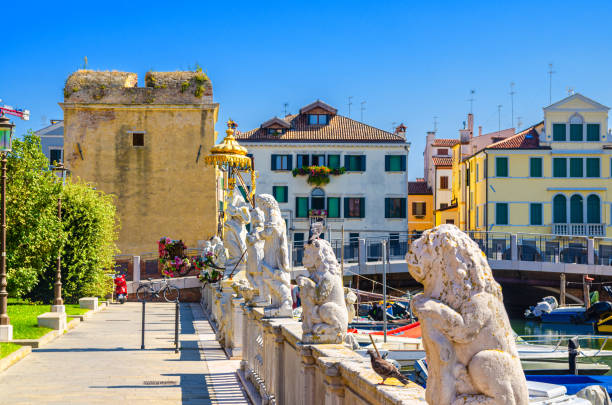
344, 198, 349, 218
553, 124, 566, 141
384, 198, 390, 218
496, 203, 508, 225
553, 195, 567, 223
570, 158, 583, 177
530, 203, 542, 225
327, 197, 339, 218
553, 158, 567, 177
271, 154, 278, 170
530, 157, 542, 177
587, 124, 600, 141
281, 186, 288, 203
586, 158, 600, 177
587, 195, 601, 223
296, 197, 308, 218
328, 155, 339, 169
400, 198, 407, 218
360, 156, 366, 171
496, 157, 508, 177
360, 197, 365, 218
385, 156, 390, 171
400, 155, 406, 171
287, 155, 293, 170
570, 124, 583, 141
570, 195, 583, 223
344, 155, 350, 170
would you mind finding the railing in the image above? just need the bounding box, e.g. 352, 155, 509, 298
553, 223, 606, 237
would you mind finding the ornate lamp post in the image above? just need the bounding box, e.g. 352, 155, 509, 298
51, 162, 68, 313
0, 115, 14, 341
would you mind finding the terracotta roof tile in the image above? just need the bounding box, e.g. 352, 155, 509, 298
236, 113, 405, 143
432, 156, 452, 167
408, 181, 432, 194
486, 122, 544, 150
432, 139, 459, 147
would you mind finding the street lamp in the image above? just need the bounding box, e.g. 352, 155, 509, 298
51, 162, 68, 312
0, 115, 13, 341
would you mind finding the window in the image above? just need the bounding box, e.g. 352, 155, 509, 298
132, 132, 144, 146
296, 154, 309, 168
327, 155, 340, 169
272, 186, 288, 203
553, 195, 567, 223
344, 197, 365, 218
570, 195, 583, 223
553, 124, 566, 141
311, 154, 326, 166
49, 148, 63, 165
294, 233, 305, 248
570, 158, 583, 177
308, 114, 328, 125
385, 155, 406, 171
344, 155, 366, 171
327, 197, 340, 218
311, 188, 325, 210
385, 198, 406, 218
296, 197, 309, 218
530, 157, 542, 177
267, 128, 285, 135
587, 124, 600, 141
587, 195, 601, 223
476, 164, 479, 181
271, 154, 292, 170
446, 219, 455, 225
476, 207, 479, 227
440, 203, 448, 209
440, 176, 449, 189
412, 202, 426, 217
586, 158, 600, 178
496, 157, 508, 177
437, 148, 448, 155
530, 203, 543, 225
553, 158, 567, 177
570, 124, 583, 141
496, 203, 508, 225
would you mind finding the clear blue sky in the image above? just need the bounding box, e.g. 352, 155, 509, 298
2, 0, 611, 179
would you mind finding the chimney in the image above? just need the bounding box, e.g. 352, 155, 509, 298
479, 126, 482, 136
394, 123, 407, 138
467, 113, 474, 138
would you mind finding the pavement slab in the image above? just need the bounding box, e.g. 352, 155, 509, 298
0, 302, 249, 405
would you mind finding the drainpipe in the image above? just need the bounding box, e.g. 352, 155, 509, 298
485, 151, 489, 231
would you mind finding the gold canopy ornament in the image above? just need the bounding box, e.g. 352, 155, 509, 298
204, 119, 252, 171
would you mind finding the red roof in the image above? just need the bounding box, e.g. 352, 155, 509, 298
432, 139, 459, 147
486, 122, 544, 150
408, 181, 432, 194
432, 156, 452, 167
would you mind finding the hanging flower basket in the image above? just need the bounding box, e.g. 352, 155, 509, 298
292, 166, 346, 186
158, 237, 191, 277
308, 209, 328, 217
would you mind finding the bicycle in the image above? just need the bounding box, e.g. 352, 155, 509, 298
136, 277, 180, 302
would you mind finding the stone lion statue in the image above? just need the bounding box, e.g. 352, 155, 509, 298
298, 236, 349, 344
406, 225, 528, 405
223, 192, 251, 273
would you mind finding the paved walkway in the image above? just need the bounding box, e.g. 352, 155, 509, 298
0, 302, 249, 405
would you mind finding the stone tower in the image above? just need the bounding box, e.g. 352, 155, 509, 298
61, 70, 219, 254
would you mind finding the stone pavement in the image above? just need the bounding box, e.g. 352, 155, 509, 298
0, 302, 249, 405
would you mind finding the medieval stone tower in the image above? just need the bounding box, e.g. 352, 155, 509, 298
61, 70, 218, 254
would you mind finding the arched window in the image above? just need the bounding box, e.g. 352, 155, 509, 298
310, 188, 325, 210
553, 194, 567, 223
587, 194, 601, 224
570, 194, 584, 223
569, 113, 584, 124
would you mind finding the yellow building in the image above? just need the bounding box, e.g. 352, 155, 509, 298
408, 180, 433, 236
459, 93, 610, 238
61, 70, 219, 254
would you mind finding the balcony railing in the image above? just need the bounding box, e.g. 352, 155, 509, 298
553, 223, 605, 237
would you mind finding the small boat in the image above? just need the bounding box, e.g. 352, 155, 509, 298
525, 296, 612, 325
526, 375, 612, 396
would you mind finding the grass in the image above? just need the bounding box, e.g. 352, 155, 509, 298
7, 299, 53, 339
0, 342, 21, 359
65, 304, 89, 316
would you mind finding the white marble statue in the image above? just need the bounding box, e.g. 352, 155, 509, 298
244, 206, 268, 306
223, 192, 251, 273
256, 194, 293, 317
297, 230, 349, 344
345, 288, 358, 323
406, 225, 528, 405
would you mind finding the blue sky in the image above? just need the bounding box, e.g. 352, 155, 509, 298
2, 0, 611, 179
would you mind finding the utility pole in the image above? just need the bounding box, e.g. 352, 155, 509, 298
468, 90, 476, 114
509, 82, 515, 129
348, 96, 353, 118
548, 63, 556, 105
360, 101, 366, 122
497, 104, 502, 134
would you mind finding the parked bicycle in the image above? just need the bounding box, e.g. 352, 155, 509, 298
136, 277, 180, 302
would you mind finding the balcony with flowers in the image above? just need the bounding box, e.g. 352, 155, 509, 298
292, 165, 346, 186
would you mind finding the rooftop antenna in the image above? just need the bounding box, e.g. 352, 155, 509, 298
497, 104, 503, 134
433, 116, 438, 132
548, 63, 556, 104
517, 116, 523, 130
283, 102, 288, 117
567, 87, 574, 96
468, 89, 476, 114
360, 101, 366, 122
509, 82, 515, 128
348, 96, 353, 118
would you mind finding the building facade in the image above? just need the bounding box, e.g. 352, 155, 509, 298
61, 70, 219, 254
34, 119, 64, 166
236, 100, 410, 255
408, 180, 433, 235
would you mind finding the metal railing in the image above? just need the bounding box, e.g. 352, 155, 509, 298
553, 223, 606, 237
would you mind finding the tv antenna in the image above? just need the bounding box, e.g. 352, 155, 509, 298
509, 82, 515, 128
548, 63, 556, 104
468, 90, 476, 113
283, 102, 289, 117
567, 87, 574, 96
497, 104, 503, 134
348, 96, 353, 118
433, 116, 438, 132
360, 101, 366, 122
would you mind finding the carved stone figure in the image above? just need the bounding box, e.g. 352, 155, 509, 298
298, 234, 349, 344
406, 225, 528, 405
256, 194, 292, 317
244, 206, 268, 306
344, 288, 358, 323
223, 192, 251, 273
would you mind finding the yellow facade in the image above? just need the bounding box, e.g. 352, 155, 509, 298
408, 192, 433, 235
61, 70, 219, 254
